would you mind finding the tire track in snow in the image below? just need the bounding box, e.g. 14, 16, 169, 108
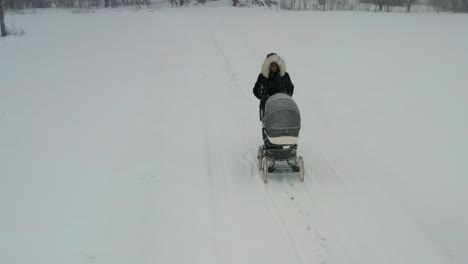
208, 30, 240, 91
203, 132, 218, 223
299, 168, 352, 264
203, 130, 233, 264
206, 25, 257, 185
269, 177, 330, 264
199, 27, 242, 260
297, 110, 366, 263
239, 149, 258, 178
264, 184, 307, 264
253, 166, 328, 263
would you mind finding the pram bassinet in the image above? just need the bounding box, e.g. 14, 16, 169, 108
263, 93, 301, 145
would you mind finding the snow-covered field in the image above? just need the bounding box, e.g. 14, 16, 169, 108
1, 5, 468, 264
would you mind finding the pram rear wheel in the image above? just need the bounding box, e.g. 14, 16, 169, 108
297, 156, 305, 181
262, 158, 268, 183
257, 146, 264, 170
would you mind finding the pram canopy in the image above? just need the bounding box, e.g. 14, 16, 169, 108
263, 93, 301, 145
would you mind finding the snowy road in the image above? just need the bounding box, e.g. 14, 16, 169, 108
1, 6, 468, 264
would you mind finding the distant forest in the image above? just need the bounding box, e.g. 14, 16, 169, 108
1, 0, 467, 37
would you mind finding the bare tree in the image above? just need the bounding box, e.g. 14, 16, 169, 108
0, 0, 6, 37
377, 0, 384, 11
406, 0, 415, 11
318, 0, 326, 10
449, 0, 468, 11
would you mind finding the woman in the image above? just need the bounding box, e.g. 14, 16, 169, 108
253, 53, 294, 121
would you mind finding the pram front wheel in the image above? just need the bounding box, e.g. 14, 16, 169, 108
262, 158, 268, 183
297, 156, 305, 181
257, 146, 264, 170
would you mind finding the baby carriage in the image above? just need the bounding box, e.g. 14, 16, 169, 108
257, 93, 304, 183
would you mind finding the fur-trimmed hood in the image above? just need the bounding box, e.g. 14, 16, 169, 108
261, 54, 286, 78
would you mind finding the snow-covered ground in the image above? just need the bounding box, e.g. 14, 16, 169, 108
1, 5, 468, 264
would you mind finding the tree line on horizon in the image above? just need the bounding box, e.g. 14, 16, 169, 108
0, 0, 467, 38
232, 0, 467, 12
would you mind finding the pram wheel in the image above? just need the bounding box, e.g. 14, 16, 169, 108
297, 156, 305, 181
262, 158, 268, 183
257, 146, 264, 170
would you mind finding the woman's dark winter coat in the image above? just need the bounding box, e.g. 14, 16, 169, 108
253, 54, 294, 117
253, 72, 294, 102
